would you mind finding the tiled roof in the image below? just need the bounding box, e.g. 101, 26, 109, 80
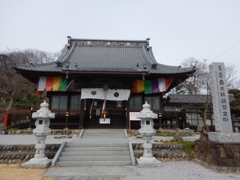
14, 37, 195, 75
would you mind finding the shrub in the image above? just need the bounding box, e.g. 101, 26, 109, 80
177, 141, 196, 158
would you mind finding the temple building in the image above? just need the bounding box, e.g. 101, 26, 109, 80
13, 37, 196, 129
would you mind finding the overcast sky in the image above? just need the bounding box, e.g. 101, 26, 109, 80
1, 0, 240, 77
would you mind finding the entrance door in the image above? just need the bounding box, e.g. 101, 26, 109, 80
84, 99, 126, 128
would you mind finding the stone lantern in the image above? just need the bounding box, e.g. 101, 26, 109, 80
22, 100, 55, 168
136, 101, 161, 167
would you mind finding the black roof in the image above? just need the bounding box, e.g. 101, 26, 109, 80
14, 37, 195, 75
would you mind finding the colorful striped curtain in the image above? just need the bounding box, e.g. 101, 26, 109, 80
136, 80, 144, 93
52, 77, 61, 91
144, 80, 152, 94
131, 78, 173, 94
36, 76, 74, 95
46, 77, 54, 91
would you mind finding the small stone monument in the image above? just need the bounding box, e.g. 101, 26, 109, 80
208, 62, 240, 143
136, 102, 161, 167
22, 100, 55, 168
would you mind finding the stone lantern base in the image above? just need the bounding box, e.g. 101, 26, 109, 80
137, 157, 162, 168
22, 157, 52, 168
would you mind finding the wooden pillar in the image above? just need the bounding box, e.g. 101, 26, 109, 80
65, 116, 69, 128
159, 93, 163, 129
29, 107, 33, 129
159, 115, 162, 129
28, 118, 32, 129
65, 92, 70, 129
79, 100, 85, 129
125, 101, 129, 129
176, 112, 179, 129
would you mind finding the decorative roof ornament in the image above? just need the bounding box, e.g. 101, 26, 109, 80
143, 64, 147, 70
142, 64, 148, 80
75, 62, 78, 68
65, 62, 70, 69
146, 38, 150, 45
146, 38, 150, 50
63, 62, 70, 78
67, 36, 71, 49
151, 63, 157, 69
102, 85, 109, 91
56, 62, 62, 67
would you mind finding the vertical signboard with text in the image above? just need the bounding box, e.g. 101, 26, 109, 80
209, 62, 233, 132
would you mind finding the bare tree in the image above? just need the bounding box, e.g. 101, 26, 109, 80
225, 63, 240, 89
171, 58, 240, 95
179, 57, 209, 95
0, 49, 56, 111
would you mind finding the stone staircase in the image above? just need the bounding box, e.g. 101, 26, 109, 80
56, 129, 132, 166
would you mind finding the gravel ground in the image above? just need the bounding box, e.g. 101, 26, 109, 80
125, 161, 240, 180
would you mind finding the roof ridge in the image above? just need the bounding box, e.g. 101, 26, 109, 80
58, 42, 76, 63
70, 38, 147, 43
148, 48, 158, 64
140, 45, 156, 66
157, 63, 195, 71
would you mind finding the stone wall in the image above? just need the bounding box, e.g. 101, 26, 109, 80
195, 139, 240, 167
1, 129, 81, 136
132, 143, 189, 162
129, 128, 194, 137
0, 144, 59, 164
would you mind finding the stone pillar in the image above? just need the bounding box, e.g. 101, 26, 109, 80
22, 101, 55, 168
136, 102, 161, 167
209, 62, 232, 132
208, 63, 240, 143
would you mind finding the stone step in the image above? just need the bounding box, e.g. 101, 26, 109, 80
82, 137, 126, 140
83, 129, 124, 132
55, 129, 132, 167
83, 135, 125, 137
83, 133, 124, 136
61, 150, 130, 156
64, 146, 129, 151
66, 141, 128, 147
56, 160, 132, 166
83, 131, 123, 133
83, 133, 124, 135
83, 133, 125, 137
59, 155, 131, 161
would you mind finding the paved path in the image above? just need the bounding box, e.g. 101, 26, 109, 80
45, 166, 137, 180
43, 161, 240, 180
0, 135, 78, 145
0, 134, 200, 145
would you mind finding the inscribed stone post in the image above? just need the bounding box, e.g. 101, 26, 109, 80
209, 62, 233, 133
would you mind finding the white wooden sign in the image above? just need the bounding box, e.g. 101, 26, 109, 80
129, 112, 141, 121
99, 118, 110, 124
